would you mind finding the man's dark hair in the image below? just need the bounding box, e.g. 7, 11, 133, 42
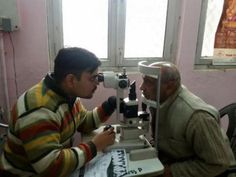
54, 47, 101, 82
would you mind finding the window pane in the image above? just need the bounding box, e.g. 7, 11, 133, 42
124, 0, 168, 58
62, 0, 108, 58
201, 0, 224, 57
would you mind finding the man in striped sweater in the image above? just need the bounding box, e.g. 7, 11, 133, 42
0, 47, 116, 177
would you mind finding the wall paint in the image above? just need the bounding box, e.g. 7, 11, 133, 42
177, 0, 236, 110
1, 0, 49, 109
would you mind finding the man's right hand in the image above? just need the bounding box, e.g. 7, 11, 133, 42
101, 96, 117, 116
91, 127, 115, 151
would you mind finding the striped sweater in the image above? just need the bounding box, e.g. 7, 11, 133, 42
0, 74, 110, 177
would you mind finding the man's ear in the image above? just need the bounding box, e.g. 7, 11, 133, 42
166, 81, 176, 95
64, 74, 76, 88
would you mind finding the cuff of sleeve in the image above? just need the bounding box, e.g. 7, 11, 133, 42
97, 106, 110, 122
102, 100, 115, 116
87, 141, 97, 157
78, 141, 97, 163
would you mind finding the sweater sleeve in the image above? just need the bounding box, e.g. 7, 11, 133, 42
170, 111, 231, 177
76, 99, 111, 133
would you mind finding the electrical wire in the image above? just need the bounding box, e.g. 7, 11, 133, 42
139, 134, 152, 148
8, 32, 19, 97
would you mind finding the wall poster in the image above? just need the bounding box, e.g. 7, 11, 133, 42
214, 0, 236, 58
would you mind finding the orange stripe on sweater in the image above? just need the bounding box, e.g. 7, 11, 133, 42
79, 143, 92, 162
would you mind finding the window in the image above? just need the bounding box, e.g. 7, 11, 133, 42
62, 0, 108, 58
47, 0, 180, 69
196, 0, 236, 68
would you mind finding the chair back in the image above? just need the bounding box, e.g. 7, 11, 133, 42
0, 123, 8, 155
219, 103, 236, 158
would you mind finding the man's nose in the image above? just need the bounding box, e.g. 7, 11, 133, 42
139, 83, 144, 90
95, 80, 99, 85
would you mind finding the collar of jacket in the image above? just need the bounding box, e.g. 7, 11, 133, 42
44, 73, 76, 110
158, 85, 183, 115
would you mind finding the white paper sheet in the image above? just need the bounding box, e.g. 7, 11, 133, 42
84, 149, 127, 177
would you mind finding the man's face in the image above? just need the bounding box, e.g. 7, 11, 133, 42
140, 75, 169, 103
140, 75, 157, 101
72, 69, 99, 99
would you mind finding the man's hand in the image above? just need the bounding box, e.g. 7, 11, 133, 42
92, 127, 116, 151
101, 96, 116, 116
161, 165, 172, 177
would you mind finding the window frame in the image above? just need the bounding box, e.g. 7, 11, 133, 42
46, 0, 181, 70
195, 0, 236, 69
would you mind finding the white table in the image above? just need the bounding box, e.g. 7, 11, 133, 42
82, 125, 164, 177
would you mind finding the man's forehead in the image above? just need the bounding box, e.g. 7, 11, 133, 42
82, 68, 98, 76
142, 75, 156, 82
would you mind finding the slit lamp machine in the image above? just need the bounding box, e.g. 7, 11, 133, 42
98, 61, 161, 160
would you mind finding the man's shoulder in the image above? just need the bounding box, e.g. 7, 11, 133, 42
20, 82, 66, 114
175, 86, 219, 118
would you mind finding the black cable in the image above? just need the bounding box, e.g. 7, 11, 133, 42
8, 32, 19, 97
